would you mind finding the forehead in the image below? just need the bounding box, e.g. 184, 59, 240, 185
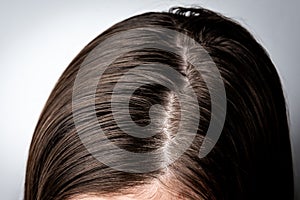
70, 195, 137, 200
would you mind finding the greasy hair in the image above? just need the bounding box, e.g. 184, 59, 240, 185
24, 7, 294, 200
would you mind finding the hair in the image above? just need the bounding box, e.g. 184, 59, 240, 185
24, 6, 294, 200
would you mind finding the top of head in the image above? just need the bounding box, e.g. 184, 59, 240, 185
24, 7, 294, 200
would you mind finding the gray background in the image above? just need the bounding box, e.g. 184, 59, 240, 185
0, 0, 299, 199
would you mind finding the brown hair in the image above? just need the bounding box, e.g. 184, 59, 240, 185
24, 7, 294, 200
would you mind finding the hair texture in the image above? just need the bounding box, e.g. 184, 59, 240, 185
24, 7, 294, 200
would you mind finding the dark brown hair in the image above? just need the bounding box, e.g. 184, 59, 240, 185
24, 7, 294, 200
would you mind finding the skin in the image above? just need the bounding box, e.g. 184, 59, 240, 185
71, 194, 180, 200
71, 196, 139, 200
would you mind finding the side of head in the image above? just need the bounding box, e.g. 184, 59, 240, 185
24, 7, 294, 200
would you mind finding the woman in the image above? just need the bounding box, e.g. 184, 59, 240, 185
24, 7, 294, 200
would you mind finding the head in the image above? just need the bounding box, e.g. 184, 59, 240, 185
24, 7, 294, 200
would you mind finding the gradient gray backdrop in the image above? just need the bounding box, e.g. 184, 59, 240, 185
0, 0, 299, 199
